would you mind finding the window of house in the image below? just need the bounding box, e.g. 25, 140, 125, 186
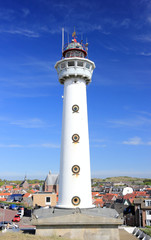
77, 61, 83, 67
146, 220, 151, 226
68, 61, 75, 67
46, 197, 51, 204
145, 200, 151, 206
147, 210, 151, 215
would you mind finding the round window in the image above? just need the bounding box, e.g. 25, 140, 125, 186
72, 134, 80, 143
72, 165, 80, 174
72, 105, 79, 113
72, 196, 80, 206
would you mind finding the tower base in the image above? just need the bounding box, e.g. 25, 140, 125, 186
55, 204, 95, 209
32, 207, 123, 240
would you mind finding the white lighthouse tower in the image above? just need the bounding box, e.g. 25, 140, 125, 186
55, 31, 95, 209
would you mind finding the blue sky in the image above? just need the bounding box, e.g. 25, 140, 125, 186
0, 0, 151, 180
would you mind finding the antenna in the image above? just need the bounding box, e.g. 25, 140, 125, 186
81, 33, 83, 42
85, 37, 88, 58
62, 28, 64, 55
67, 32, 69, 44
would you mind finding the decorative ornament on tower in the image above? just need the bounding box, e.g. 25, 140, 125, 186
55, 29, 95, 209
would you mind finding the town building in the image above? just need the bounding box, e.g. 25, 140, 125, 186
134, 198, 151, 227
32, 192, 57, 207
19, 176, 29, 189
43, 171, 58, 193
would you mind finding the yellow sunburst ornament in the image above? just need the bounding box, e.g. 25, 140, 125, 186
72, 27, 76, 38
72, 31, 76, 37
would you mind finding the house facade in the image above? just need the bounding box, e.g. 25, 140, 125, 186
134, 198, 151, 227
33, 192, 57, 207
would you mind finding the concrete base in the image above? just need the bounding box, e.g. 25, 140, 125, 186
32, 208, 123, 240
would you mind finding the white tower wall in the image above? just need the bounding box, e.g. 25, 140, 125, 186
57, 78, 93, 208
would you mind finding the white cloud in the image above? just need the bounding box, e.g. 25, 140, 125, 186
0, 143, 60, 149
0, 9, 15, 21
0, 28, 40, 38
108, 115, 151, 128
92, 139, 106, 143
122, 137, 143, 145
147, 17, 151, 23
120, 18, 131, 28
10, 118, 50, 128
135, 34, 151, 42
140, 52, 151, 56
22, 8, 30, 17
91, 144, 107, 148
40, 143, 60, 148
0, 116, 52, 128
0, 144, 23, 148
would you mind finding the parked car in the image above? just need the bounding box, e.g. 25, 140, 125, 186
9, 204, 18, 210
0, 203, 5, 208
0, 203, 9, 209
17, 210, 24, 219
12, 214, 20, 222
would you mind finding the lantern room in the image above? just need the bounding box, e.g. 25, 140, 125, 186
63, 39, 87, 58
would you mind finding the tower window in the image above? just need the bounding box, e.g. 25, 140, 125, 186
61, 63, 65, 69
68, 61, 75, 67
86, 63, 90, 69
77, 61, 84, 67
80, 53, 84, 58
72, 105, 79, 113
72, 165, 80, 174
72, 134, 80, 143
75, 51, 81, 57
66, 53, 70, 58
72, 196, 80, 206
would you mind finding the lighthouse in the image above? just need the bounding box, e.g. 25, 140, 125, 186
55, 31, 95, 209
33, 31, 122, 240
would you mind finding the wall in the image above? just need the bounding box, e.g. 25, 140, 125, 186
36, 225, 120, 240
33, 193, 57, 207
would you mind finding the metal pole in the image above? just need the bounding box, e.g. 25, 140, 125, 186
62, 28, 64, 55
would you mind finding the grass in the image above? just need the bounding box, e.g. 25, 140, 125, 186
140, 227, 151, 237
0, 232, 72, 240
92, 176, 146, 184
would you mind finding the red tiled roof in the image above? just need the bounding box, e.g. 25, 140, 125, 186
0, 193, 11, 196
29, 183, 40, 187
5, 185, 13, 189
93, 199, 104, 207
23, 193, 32, 198
13, 188, 20, 191
30, 189, 36, 193
0, 198, 7, 201
92, 192, 100, 196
